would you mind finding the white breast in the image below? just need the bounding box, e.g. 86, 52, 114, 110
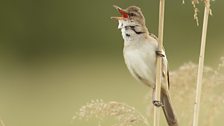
123, 38, 158, 87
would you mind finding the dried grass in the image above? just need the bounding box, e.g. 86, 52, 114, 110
170, 61, 224, 126
74, 57, 224, 126
182, 0, 213, 26
147, 57, 224, 126
73, 99, 149, 126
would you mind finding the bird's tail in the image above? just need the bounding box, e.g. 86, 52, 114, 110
161, 88, 179, 126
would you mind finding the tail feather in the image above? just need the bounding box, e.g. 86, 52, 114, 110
161, 89, 179, 126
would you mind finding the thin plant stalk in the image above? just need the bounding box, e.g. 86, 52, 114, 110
193, 1, 210, 126
154, 0, 165, 126
0, 119, 5, 126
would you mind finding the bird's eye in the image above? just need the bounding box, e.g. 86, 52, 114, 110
129, 13, 136, 16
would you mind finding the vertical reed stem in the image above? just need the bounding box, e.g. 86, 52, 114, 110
154, 0, 165, 126
193, 2, 210, 126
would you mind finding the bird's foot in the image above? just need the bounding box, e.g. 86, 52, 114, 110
153, 100, 164, 107
156, 50, 165, 57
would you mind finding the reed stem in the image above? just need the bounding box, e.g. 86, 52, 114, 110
192, 1, 210, 126
154, 0, 165, 126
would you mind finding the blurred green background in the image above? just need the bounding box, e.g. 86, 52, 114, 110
0, 0, 223, 126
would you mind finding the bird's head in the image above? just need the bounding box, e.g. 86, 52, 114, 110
111, 5, 146, 26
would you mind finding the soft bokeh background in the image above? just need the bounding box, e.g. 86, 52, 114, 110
0, 0, 223, 126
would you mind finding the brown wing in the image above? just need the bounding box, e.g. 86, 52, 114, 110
151, 32, 170, 88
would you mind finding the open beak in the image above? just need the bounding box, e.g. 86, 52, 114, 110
111, 5, 129, 20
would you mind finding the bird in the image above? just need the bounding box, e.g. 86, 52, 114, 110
111, 5, 178, 126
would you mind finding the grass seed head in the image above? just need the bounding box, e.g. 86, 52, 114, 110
74, 99, 149, 126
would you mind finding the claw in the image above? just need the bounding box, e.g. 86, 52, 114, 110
156, 50, 165, 57
153, 100, 164, 107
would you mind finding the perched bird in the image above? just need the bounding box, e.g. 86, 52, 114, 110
111, 5, 178, 126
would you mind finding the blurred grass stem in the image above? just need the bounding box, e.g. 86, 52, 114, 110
0, 119, 5, 126
192, 1, 210, 126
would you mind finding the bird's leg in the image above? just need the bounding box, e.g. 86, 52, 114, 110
156, 50, 165, 57
152, 88, 164, 107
